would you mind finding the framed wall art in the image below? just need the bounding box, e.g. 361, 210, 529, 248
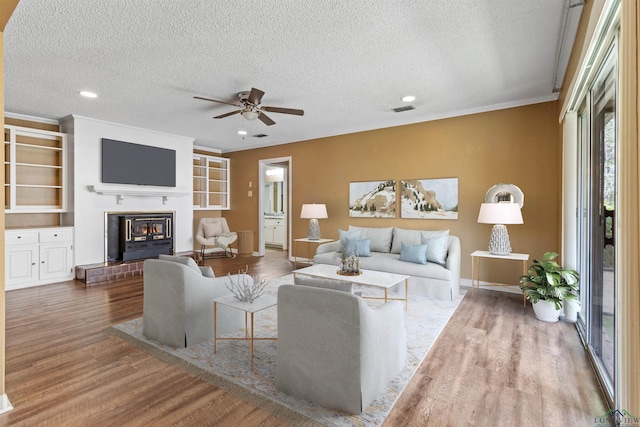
349, 180, 396, 218
400, 178, 458, 219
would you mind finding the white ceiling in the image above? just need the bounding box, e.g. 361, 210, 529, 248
4, 0, 569, 153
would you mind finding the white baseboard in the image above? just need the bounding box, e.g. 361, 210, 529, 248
0, 394, 13, 414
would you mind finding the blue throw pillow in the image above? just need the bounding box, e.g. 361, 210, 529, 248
353, 238, 371, 257
343, 237, 372, 257
338, 229, 362, 246
399, 242, 428, 265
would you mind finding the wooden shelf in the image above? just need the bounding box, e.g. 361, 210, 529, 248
4, 125, 67, 212
193, 153, 230, 210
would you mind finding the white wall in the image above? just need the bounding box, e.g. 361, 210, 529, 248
60, 115, 194, 265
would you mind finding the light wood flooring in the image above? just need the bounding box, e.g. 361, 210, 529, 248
0, 250, 607, 426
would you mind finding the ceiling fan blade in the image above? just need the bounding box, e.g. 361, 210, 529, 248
247, 88, 265, 105
258, 112, 276, 126
262, 106, 304, 116
214, 110, 242, 119
194, 96, 241, 107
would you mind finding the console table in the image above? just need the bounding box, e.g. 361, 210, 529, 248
470, 250, 529, 306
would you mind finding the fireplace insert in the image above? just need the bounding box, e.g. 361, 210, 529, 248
106, 212, 174, 261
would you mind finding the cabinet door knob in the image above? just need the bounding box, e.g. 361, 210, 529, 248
31, 263, 36, 266
41, 261, 45, 264
54, 234, 58, 237
17, 236, 21, 239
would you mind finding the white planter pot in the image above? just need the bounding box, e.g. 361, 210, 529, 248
563, 300, 580, 322
532, 300, 562, 323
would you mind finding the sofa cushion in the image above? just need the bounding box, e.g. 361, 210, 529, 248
399, 242, 428, 264
390, 227, 425, 254
348, 226, 393, 253
421, 231, 450, 266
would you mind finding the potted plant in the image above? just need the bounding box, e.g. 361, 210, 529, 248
519, 251, 579, 322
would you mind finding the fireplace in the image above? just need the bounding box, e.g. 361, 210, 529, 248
106, 212, 174, 261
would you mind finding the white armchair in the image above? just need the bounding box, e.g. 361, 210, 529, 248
142, 255, 245, 347
276, 284, 407, 414
195, 217, 238, 260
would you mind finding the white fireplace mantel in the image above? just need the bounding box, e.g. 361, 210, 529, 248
89, 184, 190, 205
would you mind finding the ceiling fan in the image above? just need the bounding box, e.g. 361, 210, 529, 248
194, 87, 304, 126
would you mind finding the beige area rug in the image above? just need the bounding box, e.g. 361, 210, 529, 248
107, 275, 465, 426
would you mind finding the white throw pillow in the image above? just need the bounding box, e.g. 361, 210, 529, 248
204, 222, 223, 238
420, 230, 450, 265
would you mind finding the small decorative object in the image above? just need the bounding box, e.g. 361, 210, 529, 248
336, 245, 361, 275
519, 252, 579, 322
225, 266, 268, 303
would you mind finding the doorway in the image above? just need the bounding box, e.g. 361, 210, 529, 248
258, 157, 292, 258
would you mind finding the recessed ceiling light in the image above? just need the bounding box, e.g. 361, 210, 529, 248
80, 91, 98, 98
401, 95, 416, 103
237, 130, 248, 135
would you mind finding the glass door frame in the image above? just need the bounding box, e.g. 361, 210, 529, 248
575, 38, 619, 406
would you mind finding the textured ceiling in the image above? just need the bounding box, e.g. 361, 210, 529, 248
4, 0, 567, 152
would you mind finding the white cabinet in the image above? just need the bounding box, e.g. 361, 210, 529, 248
5, 227, 74, 290
265, 217, 284, 247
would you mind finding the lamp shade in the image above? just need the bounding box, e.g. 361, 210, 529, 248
477, 202, 523, 225
300, 204, 328, 219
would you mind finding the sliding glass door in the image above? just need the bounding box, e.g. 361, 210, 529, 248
576, 42, 618, 403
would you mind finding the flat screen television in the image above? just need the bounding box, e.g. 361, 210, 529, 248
101, 138, 176, 187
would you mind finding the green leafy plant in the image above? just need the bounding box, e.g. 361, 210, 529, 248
519, 252, 579, 309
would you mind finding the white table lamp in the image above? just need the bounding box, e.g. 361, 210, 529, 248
477, 202, 523, 255
300, 204, 328, 240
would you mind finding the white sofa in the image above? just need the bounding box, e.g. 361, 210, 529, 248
313, 226, 461, 301
276, 284, 406, 414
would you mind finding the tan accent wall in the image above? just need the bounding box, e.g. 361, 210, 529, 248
226, 101, 561, 284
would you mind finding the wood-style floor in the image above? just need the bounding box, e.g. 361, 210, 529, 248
0, 249, 607, 426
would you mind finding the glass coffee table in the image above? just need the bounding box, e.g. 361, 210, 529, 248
293, 264, 409, 309
213, 294, 277, 370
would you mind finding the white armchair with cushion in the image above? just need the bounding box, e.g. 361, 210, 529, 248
142, 254, 245, 347
276, 284, 406, 414
195, 217, 238, 259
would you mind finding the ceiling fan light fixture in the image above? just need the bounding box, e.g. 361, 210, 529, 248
241, 109, 260, 121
